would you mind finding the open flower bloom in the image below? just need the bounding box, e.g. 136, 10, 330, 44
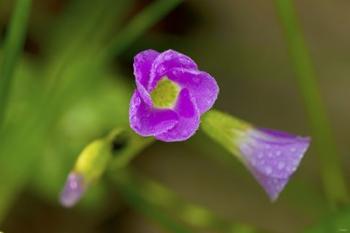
129, 49, 219, 142
202, 110, 311, 200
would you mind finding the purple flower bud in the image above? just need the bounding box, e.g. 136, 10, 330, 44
239, 128, 311, 200
60, 172, 86, 207
129, 49, 219, 142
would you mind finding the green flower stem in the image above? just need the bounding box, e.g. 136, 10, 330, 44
108, 129, 154, 170
201, 110, 252, 158
73, 130, 192, 233
274, 0, 348, 208
72, 126, 257, 233
66, 128, 153, 185
0, 0, 31, 127
104, 127, 257, 233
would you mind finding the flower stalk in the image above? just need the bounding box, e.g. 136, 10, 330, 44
60, 129, 152, 207
274, 0, 348, 208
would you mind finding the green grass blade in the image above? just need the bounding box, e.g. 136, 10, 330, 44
102, 0, 182, 60
0, 0, 31, 127
274, 0, 348, 209
303, 206, 350, 233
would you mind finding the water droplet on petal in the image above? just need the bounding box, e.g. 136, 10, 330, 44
265, 166, 272, 175
277, 162, 285, 170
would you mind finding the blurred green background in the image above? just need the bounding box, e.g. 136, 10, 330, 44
1, 0, 350, 232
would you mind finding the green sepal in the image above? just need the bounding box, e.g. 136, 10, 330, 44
201, 109, 252, 159
74, 139, 111, 184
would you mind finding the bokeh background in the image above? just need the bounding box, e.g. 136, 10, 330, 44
0, 0, 350, 232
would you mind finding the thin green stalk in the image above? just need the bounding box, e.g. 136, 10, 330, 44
0, 0, 31, 127
46, 0, 183, 113
69, 129, 192, 233
104, 129, 257, 233
72, 127, 258, 233
274, 0, 348, 209
102, 0, 182, 61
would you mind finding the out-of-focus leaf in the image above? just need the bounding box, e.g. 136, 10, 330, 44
0, 0, 31, 126
112, 169, 260, 233
304, 207, 350, 233
0, 0, 121, 218
30, 74, 131, 203
0, 0, 186, 224
104, 0, 183, 59
115, 171, 194, 233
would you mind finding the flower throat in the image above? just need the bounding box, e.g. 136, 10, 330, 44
151, 77, 180, 109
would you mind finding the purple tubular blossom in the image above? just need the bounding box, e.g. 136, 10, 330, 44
130, 49, 219, 142
60, 172, 86, 208
239, 128, 311, 201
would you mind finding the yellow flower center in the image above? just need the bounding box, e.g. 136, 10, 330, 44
151, 77, 180, 109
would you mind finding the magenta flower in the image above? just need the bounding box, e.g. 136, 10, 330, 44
129, 49, 219, 142
239, 128, 310, 200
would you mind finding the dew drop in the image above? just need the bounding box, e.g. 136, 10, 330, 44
277, 162, 285, 170
265, 166, 272, 175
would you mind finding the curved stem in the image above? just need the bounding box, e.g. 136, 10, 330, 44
0, 0, 32, 128
102, 0, 182, 61
274, 0, 348, 209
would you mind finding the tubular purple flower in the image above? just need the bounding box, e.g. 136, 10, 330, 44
129, 49, 219, 142
201, 110, 311, 201
238, 128, 311, 200
60, 172, 86, 207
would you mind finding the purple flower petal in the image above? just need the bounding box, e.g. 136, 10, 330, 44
156, 89, 200, 142
129, 91, 179, 136
134, 50, 160, 106
239, 128, 310, 200
136, 81, 153, 107
134, 49, 160, 89
167, 68, 219, 114
149, 50, 198, 90
60, 173, 86, 207
249, 170, 289, 201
